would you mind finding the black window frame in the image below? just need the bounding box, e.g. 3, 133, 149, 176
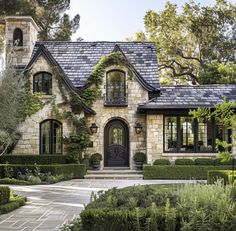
33, 72, 52, 95
40, 119, 63, 155
105, 69, 127, 106
163, 115, 231, 153
13, 28, 23, 46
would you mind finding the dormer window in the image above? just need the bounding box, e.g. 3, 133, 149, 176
33, 72, 52, 95
105, 70, 127, 106
13, 28, 23, 46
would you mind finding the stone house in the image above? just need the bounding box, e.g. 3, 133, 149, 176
4, 16, 236, 169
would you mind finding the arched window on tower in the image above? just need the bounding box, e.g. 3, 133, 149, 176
13, 28, 23, 46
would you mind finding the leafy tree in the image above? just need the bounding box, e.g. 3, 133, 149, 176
0, 0, 80, 51
0, 62, 24, 155
199, 61, 236, 84
126, 31, 147, 42
190, 98, 236, 161
131, 0, 236, 84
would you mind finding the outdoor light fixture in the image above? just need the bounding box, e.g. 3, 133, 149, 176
134, 122, 143, 134
90, 123, 98, 134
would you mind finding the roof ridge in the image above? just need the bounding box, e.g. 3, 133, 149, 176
35, 41, 156, 44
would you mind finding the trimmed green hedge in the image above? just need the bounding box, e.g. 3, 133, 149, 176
143, 165, 232, 180
175, 159, 194, 165
0, 195, 26, 214
0, 186, 10, 205
0, 155, 69, 165
0, 164, 86, 179
208, 170, 236, 184
194, 158, 214, 165
153, 159, 171, 165
80, 207, 174, 231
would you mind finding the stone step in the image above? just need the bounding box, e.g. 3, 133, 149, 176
84, 174, 143, 180
103, 167, 130, 170
87, 170, 143, 175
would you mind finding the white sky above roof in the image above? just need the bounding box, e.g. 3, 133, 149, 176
68, 0, 225, 41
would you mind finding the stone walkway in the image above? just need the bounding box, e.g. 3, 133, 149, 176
0, 179, 201, 231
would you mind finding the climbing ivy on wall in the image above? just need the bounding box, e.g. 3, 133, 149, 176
19, 72, 44, 118
78, 51, 134, 107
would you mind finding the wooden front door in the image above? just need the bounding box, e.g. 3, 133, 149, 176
104, 120, 129, 167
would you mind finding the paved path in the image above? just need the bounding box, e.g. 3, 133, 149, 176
0, 179, 202, 231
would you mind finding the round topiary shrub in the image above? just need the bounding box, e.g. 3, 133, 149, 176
133, 152, 146, 162
90, 153, 102, 162
153, 159, 171, 165
194, 158, 214, 165
175, 159, 194, 165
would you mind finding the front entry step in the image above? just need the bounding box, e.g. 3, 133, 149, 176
85, 169, 143, 179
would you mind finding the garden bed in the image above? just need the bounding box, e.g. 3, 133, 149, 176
61, 183, 236, 231
0, 164, 86, 185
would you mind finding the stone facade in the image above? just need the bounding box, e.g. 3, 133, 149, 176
5, 16, 39, 66
86, 65, 148, 169
12, 55, 75, 155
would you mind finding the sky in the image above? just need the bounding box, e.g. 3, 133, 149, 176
68, 0, 233, 41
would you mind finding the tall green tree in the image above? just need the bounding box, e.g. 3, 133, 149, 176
131, 0, 236, 84
0, 63, 24, 155
0, 0, 80, 51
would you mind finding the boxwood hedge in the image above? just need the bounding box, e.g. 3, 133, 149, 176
0, 164, 86, 179
0, 186, 10, 205
143, 165, 232, 180
0, 155, 69, 165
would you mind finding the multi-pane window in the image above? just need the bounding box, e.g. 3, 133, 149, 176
164, 116, 231, 153
106, 70, 126, 105
40, 120, 62, 154
198, 118, 213, 152
180, 117, 195, 152
33, 72, 52, 95
164, 117, 177, 152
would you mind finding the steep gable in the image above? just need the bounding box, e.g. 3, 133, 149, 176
31, 41, 159, 91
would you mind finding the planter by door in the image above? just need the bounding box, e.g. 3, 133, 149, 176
104, 119, 129, 167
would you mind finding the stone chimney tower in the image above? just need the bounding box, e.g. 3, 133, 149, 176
5, 16, 39, 68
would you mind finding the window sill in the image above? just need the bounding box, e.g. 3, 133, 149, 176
104, 103, 128, 107
162, 153, 217, 157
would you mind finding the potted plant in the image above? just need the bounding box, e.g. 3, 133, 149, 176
133, 152, 146, 170
90, 153, 102, 170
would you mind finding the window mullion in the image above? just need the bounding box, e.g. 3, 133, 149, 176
177, 116, 180, 152
194, 118, 198, 153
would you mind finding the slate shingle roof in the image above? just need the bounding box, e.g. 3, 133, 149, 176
32, 41, 159, 90
138, 85, 236, 110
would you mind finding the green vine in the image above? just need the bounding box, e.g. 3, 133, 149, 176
20, 72, 44, 118
49, 52, 133, 160
78, 51, 134, 107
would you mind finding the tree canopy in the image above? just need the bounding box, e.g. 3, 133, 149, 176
128, 0, 236, 85
0, 0, 80, 51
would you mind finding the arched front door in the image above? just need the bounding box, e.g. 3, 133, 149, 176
104, 119, 129, 167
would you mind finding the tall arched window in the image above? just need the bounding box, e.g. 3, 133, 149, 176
13, 28, 23, 46
33, 72, 52, 95
106, 70, 126, 105
40, 120, 62, 155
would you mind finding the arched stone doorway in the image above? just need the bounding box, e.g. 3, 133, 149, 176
104, 119, 129, 167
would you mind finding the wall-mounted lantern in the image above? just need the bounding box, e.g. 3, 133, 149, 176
90, 123, 98, 134
134, 122, 143, 134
